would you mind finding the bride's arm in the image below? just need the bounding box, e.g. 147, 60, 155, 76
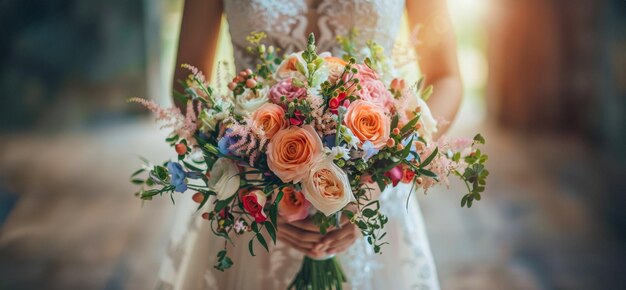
406, 0, 463, 138
173, 0, 224, 110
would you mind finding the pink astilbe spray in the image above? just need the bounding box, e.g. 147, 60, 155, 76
308, 94, 337, 135
418, 136, 474, 191
128, 98, 198, 145
223, 117, 268, 166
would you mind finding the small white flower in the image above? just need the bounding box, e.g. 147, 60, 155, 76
325, 145, 350, 160
342, 127, 360, 149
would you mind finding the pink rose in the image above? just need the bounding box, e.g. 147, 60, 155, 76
267, 125, 324, 183
278, 187, 310, 222
269, 78, 307, 104
344, 64, 394, 110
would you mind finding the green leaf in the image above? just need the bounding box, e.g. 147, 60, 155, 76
248, 239, 256, 256
256, 233, 269, 252
362, 208, 376, 218
269, 205, 278, 230
131, 178, 144, 185
417, 168, 438, 178
390, 113, 399, 132
420, 147, 439, 167
214, 196, 234, 213
401, 115, 420, 135
130, 168, 145, 178
473, 133, 486, 144
264, 221, 277, 244
182, 160, 203, 172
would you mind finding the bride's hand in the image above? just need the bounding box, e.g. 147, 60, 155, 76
277, 215, 360, 258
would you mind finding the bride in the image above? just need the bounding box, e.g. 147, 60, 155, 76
157, 0, 461, 289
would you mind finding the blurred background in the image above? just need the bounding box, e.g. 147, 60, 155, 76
1, 0, 625, 289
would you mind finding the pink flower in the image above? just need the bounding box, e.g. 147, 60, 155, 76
278, 187, 310, 222
344, 65, 394, 111
269, 79, 307, 104
384, 165, 403, 187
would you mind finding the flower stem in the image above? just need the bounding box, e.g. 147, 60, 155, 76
288, 256, 346, 290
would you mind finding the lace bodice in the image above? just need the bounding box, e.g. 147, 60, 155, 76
223, 0, 406, 71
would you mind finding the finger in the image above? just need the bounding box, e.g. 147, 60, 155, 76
277, 233, 317, 250
278, 234, 317, 253
321, 224, 358, 245
285, 218, 322, 232
278, 223, 325, 243
326, 243, 352, 255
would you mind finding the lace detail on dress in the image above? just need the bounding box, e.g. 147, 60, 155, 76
223, 0, 405, 71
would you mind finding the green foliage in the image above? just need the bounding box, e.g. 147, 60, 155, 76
214, 250, 233, 271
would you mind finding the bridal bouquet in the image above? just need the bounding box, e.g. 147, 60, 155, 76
129, 33, 488, 289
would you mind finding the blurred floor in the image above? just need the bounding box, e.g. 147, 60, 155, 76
0, 120, 625, 290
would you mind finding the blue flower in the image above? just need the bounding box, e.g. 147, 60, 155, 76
167, 162, 188, 192
217, 129, 239, 156
324, 134, 336, 148
362, 141, 379, 162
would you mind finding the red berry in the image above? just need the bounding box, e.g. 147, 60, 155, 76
201, 212, 210, 220
175, 143, 187, 155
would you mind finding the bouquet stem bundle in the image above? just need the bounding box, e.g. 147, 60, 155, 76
289, 256, 347, 290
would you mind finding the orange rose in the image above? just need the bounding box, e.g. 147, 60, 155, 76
251, 103, 286, 138
344, 100, 390, 149
266, 125, 323, 183
278, 186, 310, 222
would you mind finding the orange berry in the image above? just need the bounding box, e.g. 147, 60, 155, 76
416, 177, 423, 185
386, 138, 396, 148
415, 123, 422, 130
392, 128, 400, 135
201, 212, 210, 220
192, 192, 204, 203
175, 143, 187, 155
397, 144, 405, 150
245, 79, 257, 88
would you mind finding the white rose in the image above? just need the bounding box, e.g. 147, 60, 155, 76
208, 158, 240, 200
415, 96, 438, 140
234, 87, 269, 116
302, 156, 355, 216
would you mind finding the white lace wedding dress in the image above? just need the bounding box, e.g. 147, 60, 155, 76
156, 1, 440, 289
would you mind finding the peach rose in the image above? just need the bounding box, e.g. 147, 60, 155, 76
278, 186, 310, 222
275, 52, 308, 82
325, 56, 347, 84
266, 125, 323, 183
302, 156, 355, 216
251, 103, 286, 138
344, 100, 390, 149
